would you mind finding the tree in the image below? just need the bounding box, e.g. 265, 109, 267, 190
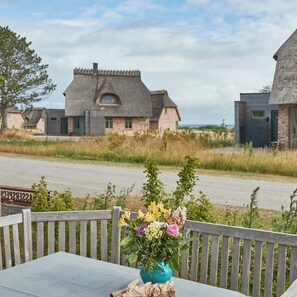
259, 84, 272, 93
0, 26, 56, 131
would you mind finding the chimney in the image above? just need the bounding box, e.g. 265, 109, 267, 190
93, 62, 98, 75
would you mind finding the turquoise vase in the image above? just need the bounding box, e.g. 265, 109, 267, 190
140, 261, 172, 284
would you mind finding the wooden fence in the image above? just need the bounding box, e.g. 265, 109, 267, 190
1, 207, 297, 297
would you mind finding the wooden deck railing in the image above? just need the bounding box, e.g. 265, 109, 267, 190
1, 207, 297, 297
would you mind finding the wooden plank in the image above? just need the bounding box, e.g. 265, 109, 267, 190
69, 221, 76, 254
58, 221, 65, 252
37, 222, 44, 258
90, 220, 97, 259
200, 233, 209, 284
264, 242, 274, 297
0, 234, 3, 270
290, 247, 297, 285
31, 210, 112, 222
3, 226, 12, 268
276, 244, 287, 297
111, 207, 121, 264
281, 279, 297, 297
80, 221, 87, 257
185, 220, 297, 246
241, 239, 251, 296
0, 213, 22, 228
190, 231, 199, 282
100, 220, 108, 261
210, 234, 219, 286
220, 236, 229, 289
22, 209, 33, 262
181, 231, 190, 280
12, 224, 21, 265
252, 241, 263, 297
47, 221, 55, 255
231, 237, 240, 291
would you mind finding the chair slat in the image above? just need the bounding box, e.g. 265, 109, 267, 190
69, 221, 76, 254
220, 236, 229, 289
290, 246, 297, 285
0, 234, 3, 270
90, 220, 97, 259
210, 234, 219, 286
101, 220, 108, 261
3, 226, 12, 269
80, 221, 87, 257
22, 209, 32, 262
37, 222, 44, 258
181, 231, 190, 280
190, 231, 199, 282
252, 240, 263, 297
58, 221, 65, 252
231, 237, 240, 291
200, 233, 209, 284
111, 207, 121, 264
241, 239, 251, 296
264, 242, 274, 297
12, 224, 21, 265
276, 244, 287, 297
48, 221, 55, 255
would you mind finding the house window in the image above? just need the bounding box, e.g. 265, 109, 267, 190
251, 111, 264, 119
125, 118, 132, 129
100, 94, 119, 105
50, 117, 57, 121
105, 117, 113, 128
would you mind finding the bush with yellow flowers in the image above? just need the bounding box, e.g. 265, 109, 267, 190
119, 202, 189, 272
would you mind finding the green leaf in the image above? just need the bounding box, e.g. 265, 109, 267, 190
120, 236, 133, 246
128, 253, 138, 263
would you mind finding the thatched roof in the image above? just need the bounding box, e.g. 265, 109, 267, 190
64, 65, 152, 117
150, 90, 181, 121
23, 107, 45, 126
270, 29, 297, 104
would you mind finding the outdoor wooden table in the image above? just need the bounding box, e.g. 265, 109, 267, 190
0, 252, 247, 297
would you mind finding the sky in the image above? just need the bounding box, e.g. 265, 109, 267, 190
0, 0, 296, 125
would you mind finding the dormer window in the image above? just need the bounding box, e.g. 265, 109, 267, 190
98, 93, 120, 105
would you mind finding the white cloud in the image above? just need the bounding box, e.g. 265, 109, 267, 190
1, 0, 297, 124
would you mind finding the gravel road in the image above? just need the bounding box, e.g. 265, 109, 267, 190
0, 155, 296, 211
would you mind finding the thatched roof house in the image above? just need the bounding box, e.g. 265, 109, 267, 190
63, 63, 180, 135
269, 29, 297, 149
150, 90, 181, 130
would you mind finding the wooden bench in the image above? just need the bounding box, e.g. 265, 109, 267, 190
1, 206, 297, 297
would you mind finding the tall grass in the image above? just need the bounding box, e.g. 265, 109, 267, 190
1, 129, 297, 177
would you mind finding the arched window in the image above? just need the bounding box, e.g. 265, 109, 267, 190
100, 94, 118, 104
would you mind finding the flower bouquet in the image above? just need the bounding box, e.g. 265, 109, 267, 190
118, 202, 189, 283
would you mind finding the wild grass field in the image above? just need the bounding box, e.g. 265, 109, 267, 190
1, 128, 297, 177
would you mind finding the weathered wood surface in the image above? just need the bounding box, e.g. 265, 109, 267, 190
110, 280, 175, 297
281, 279, 297, 297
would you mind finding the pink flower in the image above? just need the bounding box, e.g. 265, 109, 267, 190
166, 224, 179, 237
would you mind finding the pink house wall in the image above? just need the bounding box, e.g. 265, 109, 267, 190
7, 113, 25, 130
157, 107, 179, 130
105, 117, 150, 134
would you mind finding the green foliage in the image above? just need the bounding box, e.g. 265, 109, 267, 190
259, 84, 272, 93
171, 155, 199, 209
0, 26, 56, 131
273, 189, 297, 233
223, 206, 239, 226
242, 187, 261, 228
245, 141, 254, 157
186, 191, 216, 222
84, 182, 134, 210
142, 160, 166, 208
272, 142, 280, 157
31, 176, 74, 212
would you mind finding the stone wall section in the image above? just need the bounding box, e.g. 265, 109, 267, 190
105, 117, 150, 134
157, 108, 179, 131
7, 113, 25, 130
278, 104, 297, 150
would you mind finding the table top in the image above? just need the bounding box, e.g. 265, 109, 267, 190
0, 252, 246, 297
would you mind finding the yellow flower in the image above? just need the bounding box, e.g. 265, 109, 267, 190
144, 212, 156, 222
123, 210, 131, 220
137, 209, 145, 219
163, 209, 170, 219
118, 217, 127, 228
148, 202, 157, 212
157, 202, 165, 212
